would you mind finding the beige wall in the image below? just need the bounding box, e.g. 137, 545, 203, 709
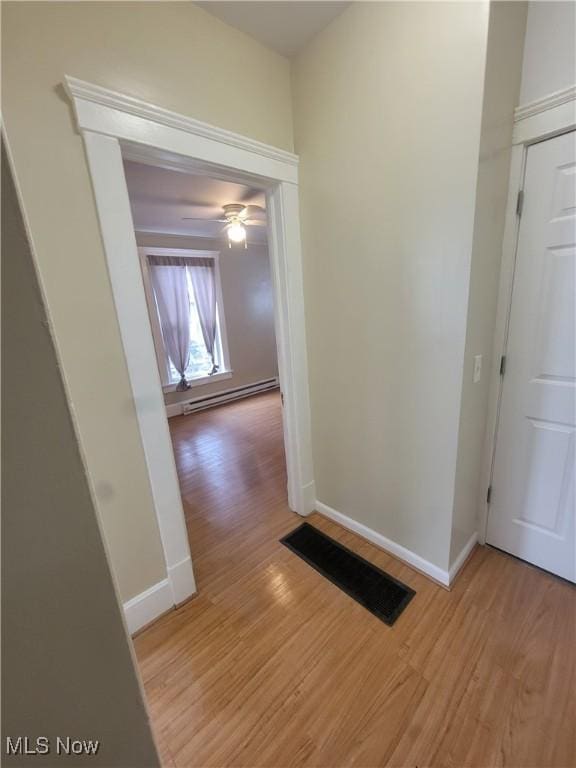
520, 0, 576, 105
136, 233, 278, 407
2, 2, 293, 601
450, 1, 528, 565
3, 0, 535, 596
293, 1, 490, 570
2, 145, 159, 767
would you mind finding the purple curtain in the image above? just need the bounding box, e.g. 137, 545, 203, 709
148, 256, 191, 390
187, 259, 218, 374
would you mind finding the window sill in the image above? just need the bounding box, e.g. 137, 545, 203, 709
162, 370, 233, 393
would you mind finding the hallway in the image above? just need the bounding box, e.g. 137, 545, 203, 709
134, 392, 575, 768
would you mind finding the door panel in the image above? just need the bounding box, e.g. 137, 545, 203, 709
520, 419, 573, 533
487, 131, 576, 582
532, 248, 574, 381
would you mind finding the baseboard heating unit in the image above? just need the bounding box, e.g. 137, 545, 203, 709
170, 378, 279, 417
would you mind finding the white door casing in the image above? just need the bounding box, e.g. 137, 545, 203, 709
487, 131, 576, 582
64, 77, 315, 628
479, 85, 576, 551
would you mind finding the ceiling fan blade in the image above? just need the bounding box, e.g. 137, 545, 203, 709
243, 204, 265, 217
244, 219, 267, 227
239, 187, 264, 203
182, 217, 227, 222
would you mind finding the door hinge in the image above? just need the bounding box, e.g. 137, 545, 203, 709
516, 189, 524, 217
500, 355, 506, 376
280, 391, 284, 406
486, 485, 492, 504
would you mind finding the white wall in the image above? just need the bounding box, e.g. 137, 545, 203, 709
2, 1, 293, 603
519, 1, 576, 105
136, 232, 278, 408
293, 1, 490, 572
450, 1, 528, 566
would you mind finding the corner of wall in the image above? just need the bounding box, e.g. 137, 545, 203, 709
450, 0, 528, 568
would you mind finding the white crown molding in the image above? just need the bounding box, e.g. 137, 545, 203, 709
513, 87, 576, 145
514, 84, 576, 123
63, 75, 299, 168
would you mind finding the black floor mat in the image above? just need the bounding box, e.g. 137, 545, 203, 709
281, 522, 415, 626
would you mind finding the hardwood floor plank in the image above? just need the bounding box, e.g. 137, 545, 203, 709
133, 392, 576, 767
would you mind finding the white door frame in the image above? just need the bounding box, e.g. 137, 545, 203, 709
479, 85, 576, 544
64, 77, 315, 613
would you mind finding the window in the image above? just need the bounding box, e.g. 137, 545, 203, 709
166, 270, 226, 382
139, 248, 230, 389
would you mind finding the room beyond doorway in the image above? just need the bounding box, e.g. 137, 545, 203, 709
168, 390, 291, 594
124, 159, 280, 417
124, 157, 292, 593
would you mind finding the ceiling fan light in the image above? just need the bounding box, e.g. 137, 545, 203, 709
227, 221, 246, 244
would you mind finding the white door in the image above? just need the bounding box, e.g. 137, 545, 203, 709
487, 130, 576, 582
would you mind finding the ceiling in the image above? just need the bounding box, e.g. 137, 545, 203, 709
196, 1, 350, 57
123, 160, 267, 243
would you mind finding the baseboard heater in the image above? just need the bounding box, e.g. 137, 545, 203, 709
177, 378, 279, 416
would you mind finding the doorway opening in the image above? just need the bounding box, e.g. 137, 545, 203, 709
65, 76, 315, 634
123, 157, 291, 594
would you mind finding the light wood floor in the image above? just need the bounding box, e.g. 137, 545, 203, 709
135, 391, 575, 768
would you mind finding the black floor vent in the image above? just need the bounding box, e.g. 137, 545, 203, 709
281, 523, 415, 626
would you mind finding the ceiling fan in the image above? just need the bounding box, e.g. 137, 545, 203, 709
182, 203, 266, 248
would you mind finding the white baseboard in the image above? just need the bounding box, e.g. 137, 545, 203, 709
167, 556, 196, 605
124, 510, 479, 635
315, 500, 452, 586
448, 531, 478, 584
301, 481, 316, 515
123, 579, 173, 635
123, 557, 197, 635
315, 500, 479, 588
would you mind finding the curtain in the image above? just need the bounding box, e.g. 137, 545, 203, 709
187, 259, 218, 374
148, 256, 191, 391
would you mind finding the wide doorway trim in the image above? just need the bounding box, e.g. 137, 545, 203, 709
64, 77, 315, 615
